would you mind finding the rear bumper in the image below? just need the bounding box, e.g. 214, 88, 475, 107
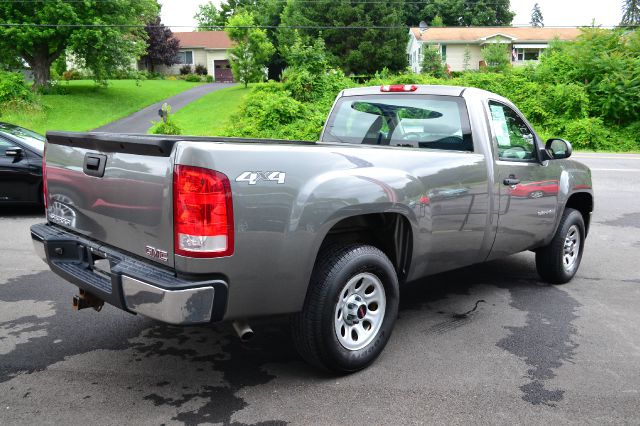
31, 223, 228, 325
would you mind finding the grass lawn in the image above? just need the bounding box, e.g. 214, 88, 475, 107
2, 79, 203, 134
157, 84, 252, 136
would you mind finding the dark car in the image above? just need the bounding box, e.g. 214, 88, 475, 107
0, 122, 45, 205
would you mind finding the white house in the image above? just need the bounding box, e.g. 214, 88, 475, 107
407, 27, 582, 72
149, 31, 234, 82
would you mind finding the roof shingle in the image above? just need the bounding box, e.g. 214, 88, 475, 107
410, 27, 582, 43
172, 31, 233, 49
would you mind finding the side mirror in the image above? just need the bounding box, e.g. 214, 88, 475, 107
5, 147, 23, 158
542, 138, 572, 160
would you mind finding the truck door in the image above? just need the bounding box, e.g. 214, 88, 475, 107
486, 100, 560, 259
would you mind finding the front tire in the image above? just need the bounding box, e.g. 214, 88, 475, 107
536, 208, 585, 284
292, 244, 399, 373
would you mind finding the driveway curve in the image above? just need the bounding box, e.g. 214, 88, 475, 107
93, 82, 236, 134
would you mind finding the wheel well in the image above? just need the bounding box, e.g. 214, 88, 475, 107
565, 192, 593, 235
319, 213, 413, 282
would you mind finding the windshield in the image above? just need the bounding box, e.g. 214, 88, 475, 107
324, 94, 473, 152
0, 123, 45, 153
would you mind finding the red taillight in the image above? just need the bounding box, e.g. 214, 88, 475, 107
380, 84, 418, 92
173, 165, 234, 258
42, 145, 48, 210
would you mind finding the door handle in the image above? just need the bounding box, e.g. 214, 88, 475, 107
503, 175, 520, 186
83, 153, 107, 178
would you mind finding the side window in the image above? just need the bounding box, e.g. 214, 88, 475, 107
488, 101, 536, 161
0, 138, 13, 156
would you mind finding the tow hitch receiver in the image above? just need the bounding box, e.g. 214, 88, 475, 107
73, 289, 104, 312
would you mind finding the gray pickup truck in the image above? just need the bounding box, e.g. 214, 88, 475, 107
31, 84, 593, 372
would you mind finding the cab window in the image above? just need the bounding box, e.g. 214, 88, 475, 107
488, 101, 537, 161
324, 95, 473, 152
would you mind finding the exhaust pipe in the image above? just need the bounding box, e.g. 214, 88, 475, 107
232, 320, 254, 342
73, 289, 104, 312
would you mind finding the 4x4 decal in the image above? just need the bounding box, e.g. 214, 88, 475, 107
236, 171, 286, 185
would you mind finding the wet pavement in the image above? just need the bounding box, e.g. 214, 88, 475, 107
0, 154, 639, 425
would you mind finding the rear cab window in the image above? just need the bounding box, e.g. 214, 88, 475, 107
323, 94, 473, 152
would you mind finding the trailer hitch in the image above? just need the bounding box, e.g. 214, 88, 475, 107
73, 289, 104, 312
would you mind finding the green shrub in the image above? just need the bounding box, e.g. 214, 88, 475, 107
109, 68, 140, 80
178, 74, 201, 82
282, 68, 352, 104
151, 120, 182, 135
560, 117, 611, 151
0, 71, 34, 105
481, 41, 511, 72
205, 75, 214, 83
223, 48, 640, 151
150, 103, 182, 135
138, 71, 163, 80
62, 69, 82, 81
534, 28, 640, 125
420, 46, 448, 79
52, 56, 67, 78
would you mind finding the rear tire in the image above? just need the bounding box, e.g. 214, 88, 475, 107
536, 208, 585, 284
292, 244, 399, 373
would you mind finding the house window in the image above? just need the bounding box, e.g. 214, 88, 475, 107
176, 50, 193, 65
515, 48, 543, 62
441, 45, 447, 62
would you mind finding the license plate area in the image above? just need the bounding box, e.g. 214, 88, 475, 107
47, 240, 114, 295
90, 250, 111, 279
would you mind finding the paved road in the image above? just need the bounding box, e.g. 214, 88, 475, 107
93, 83, 236, 134
1, 154, 639, 425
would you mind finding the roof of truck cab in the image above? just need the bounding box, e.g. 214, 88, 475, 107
340, 85, 466, 97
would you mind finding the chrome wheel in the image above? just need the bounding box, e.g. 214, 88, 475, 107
334, 272, 386, 351
563, 225, 580, 271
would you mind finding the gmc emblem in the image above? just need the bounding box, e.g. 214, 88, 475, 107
145, 245, 168, 262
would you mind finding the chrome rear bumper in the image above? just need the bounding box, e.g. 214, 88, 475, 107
122, 276, 215, 324
30, 223, 227, 325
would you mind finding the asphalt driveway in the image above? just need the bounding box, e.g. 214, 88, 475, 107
0, 154, 639, 425
93, 82, 236, 134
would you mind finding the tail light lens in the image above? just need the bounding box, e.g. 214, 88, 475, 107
173, 165, 234, 258
42, 145, 48, 210
380, 84, 418, 92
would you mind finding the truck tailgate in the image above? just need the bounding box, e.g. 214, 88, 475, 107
45, 132, 176, 267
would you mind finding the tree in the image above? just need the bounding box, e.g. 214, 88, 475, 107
141, 16, 180, 73
482, 41, 510, 71
0, 0, 157, 89
278, 0, 407, 75
621, 0, 640, 25
226, 12, 275, 87
530, 3, 544, 27
404, 0, 514, 27
431, 15, 445, 27
463, 45, 472, 70
421, 46, 447, 78
195, 0, 257, 30
253, 0, 287, 80
283, 32, 330, 75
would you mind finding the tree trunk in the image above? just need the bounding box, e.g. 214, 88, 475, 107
28, 44, 58, 91
31, 61, 51, 90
